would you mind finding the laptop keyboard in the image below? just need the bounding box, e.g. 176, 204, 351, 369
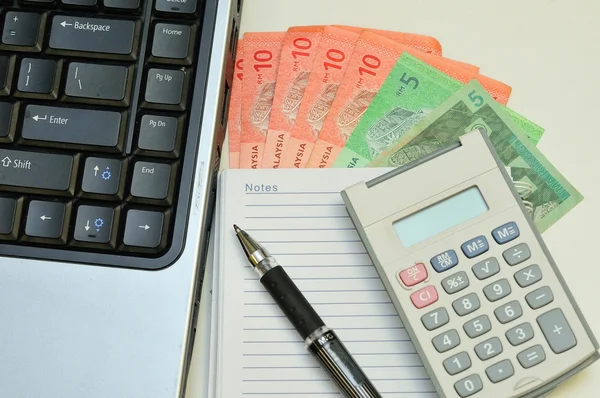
0, 0, 219, 269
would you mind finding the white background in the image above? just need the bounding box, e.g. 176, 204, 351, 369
187, 0, 600, 396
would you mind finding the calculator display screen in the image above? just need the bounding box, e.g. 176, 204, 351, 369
393, 187, 488, 247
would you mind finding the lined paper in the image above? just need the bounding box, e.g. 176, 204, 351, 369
216, 169, 438, 398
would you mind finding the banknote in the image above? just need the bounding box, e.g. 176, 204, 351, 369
239, 32, 284, 169
335, 25, 479, 72
369, 80, 581, 232
333, 53, 543, 168
280, 26, 360, 168
228, 39, 243, 169
306, 32, 512, 168
262, 26, 324, 168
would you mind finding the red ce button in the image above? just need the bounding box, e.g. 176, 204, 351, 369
410, 285, 439, 309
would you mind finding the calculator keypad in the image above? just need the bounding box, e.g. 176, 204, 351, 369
401, 219, 580, 397
482, 278, 511, 302
452, 293, 480, 316
441, 271, 470, 294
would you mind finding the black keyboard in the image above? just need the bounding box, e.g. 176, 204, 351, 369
0, 0, 229, 269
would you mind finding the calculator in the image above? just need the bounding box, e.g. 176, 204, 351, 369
341, 130, 599, 398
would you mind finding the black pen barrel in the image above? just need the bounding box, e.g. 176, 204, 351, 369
260, 265, 324, 340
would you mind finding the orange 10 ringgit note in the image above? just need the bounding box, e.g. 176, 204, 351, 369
261, 26, 324, 169
228, 39, 243, 169
280, 26, 360, 169
239, 32, 284, 169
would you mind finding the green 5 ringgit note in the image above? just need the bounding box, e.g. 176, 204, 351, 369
332, 53, 545, 168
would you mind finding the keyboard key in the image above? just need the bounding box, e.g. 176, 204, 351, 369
155, 0, 197, 14
144, 68, 187, 109
502, 243, 531, 266
441, 271, 469, 294
430, 249, 458, 273
21, 105, 123, 149
16, 58, 60, 97
1, 12, 43, 49
454, 374, 482, 397
0, 197, 20, 240
81, 157, 123, 196
0, 149, 74, 194
104, 0, 140, 9
452, 293, 480, 316
443, 352, 471, 376
514, 264, 542, 288
137, 115, 180, 154
48, 15, 137, 58
461, 235, 489, 258
491, 221, 520, 244
399, 262, 428, 287
0, 55, 15, 95
61, 0, 98, 5
73, 205, 115, 245
463, 315, 491, 339
64, 62, 130, 103
410, 285, 438, 309
130, 161, 174, 203
494, 300, 522, 324
123, 209, 165, 249
421, 308, 449, 331
505, 322, 535, 346
471, 257, 500, 280
432, 329, 460, 353
152, 23, 192, 61
24, 200, 67, 240
482, 278, 511, 302
474, 337, 502, 361
525, 286, 554, 309
485, 359, 514, 383
517, 345, 546, 369
0, 102, 17, 142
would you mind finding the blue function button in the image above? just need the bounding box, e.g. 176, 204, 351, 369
431, 249, 459, 273
461, 236, 489, 259
492, 222, 520, 244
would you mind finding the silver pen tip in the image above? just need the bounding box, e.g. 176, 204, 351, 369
233, 224, 268, 267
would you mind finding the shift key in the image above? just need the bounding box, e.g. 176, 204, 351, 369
49, 16, 138, 58
22, 105, 123, 150
0, 149, 74, 194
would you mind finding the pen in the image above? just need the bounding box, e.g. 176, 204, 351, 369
233, 224, 382, 398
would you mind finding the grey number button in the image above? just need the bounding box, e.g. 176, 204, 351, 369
537, 308, 577, 354
443, 351, 471, 375
432, 329, 460, 353
485, 359, 514, 383
452, 293, 480, 316
526, 286, 554, 309
474, 337, 503, 361
494, 300, 523, 324
441, 271, 470, 294
514, 264, 542, 288
517, 345, 546, 369
505, 322, 535, 346
463, 315, 492, 339
472, 257, 500, 280
502, 243, 531, 266
454, 374, 483, 397
421, 307, 449, 331
483, 278, 512, 302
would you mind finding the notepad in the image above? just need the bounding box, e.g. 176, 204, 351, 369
213, 168, 438, 398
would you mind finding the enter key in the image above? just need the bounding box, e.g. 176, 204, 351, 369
21, 104, 124, 151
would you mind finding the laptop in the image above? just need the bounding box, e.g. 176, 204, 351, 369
0, 0, 241, 396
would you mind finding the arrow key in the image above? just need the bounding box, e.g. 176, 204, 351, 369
24, 200, 68, 242
81, 157, 123, 198
73, 205, 115, 246
122, 209, 165, 250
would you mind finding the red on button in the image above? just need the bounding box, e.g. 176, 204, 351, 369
410, 286, 439, 309
399, 263, 428, 287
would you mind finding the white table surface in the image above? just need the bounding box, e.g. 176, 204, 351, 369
186, 0, 600, 396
